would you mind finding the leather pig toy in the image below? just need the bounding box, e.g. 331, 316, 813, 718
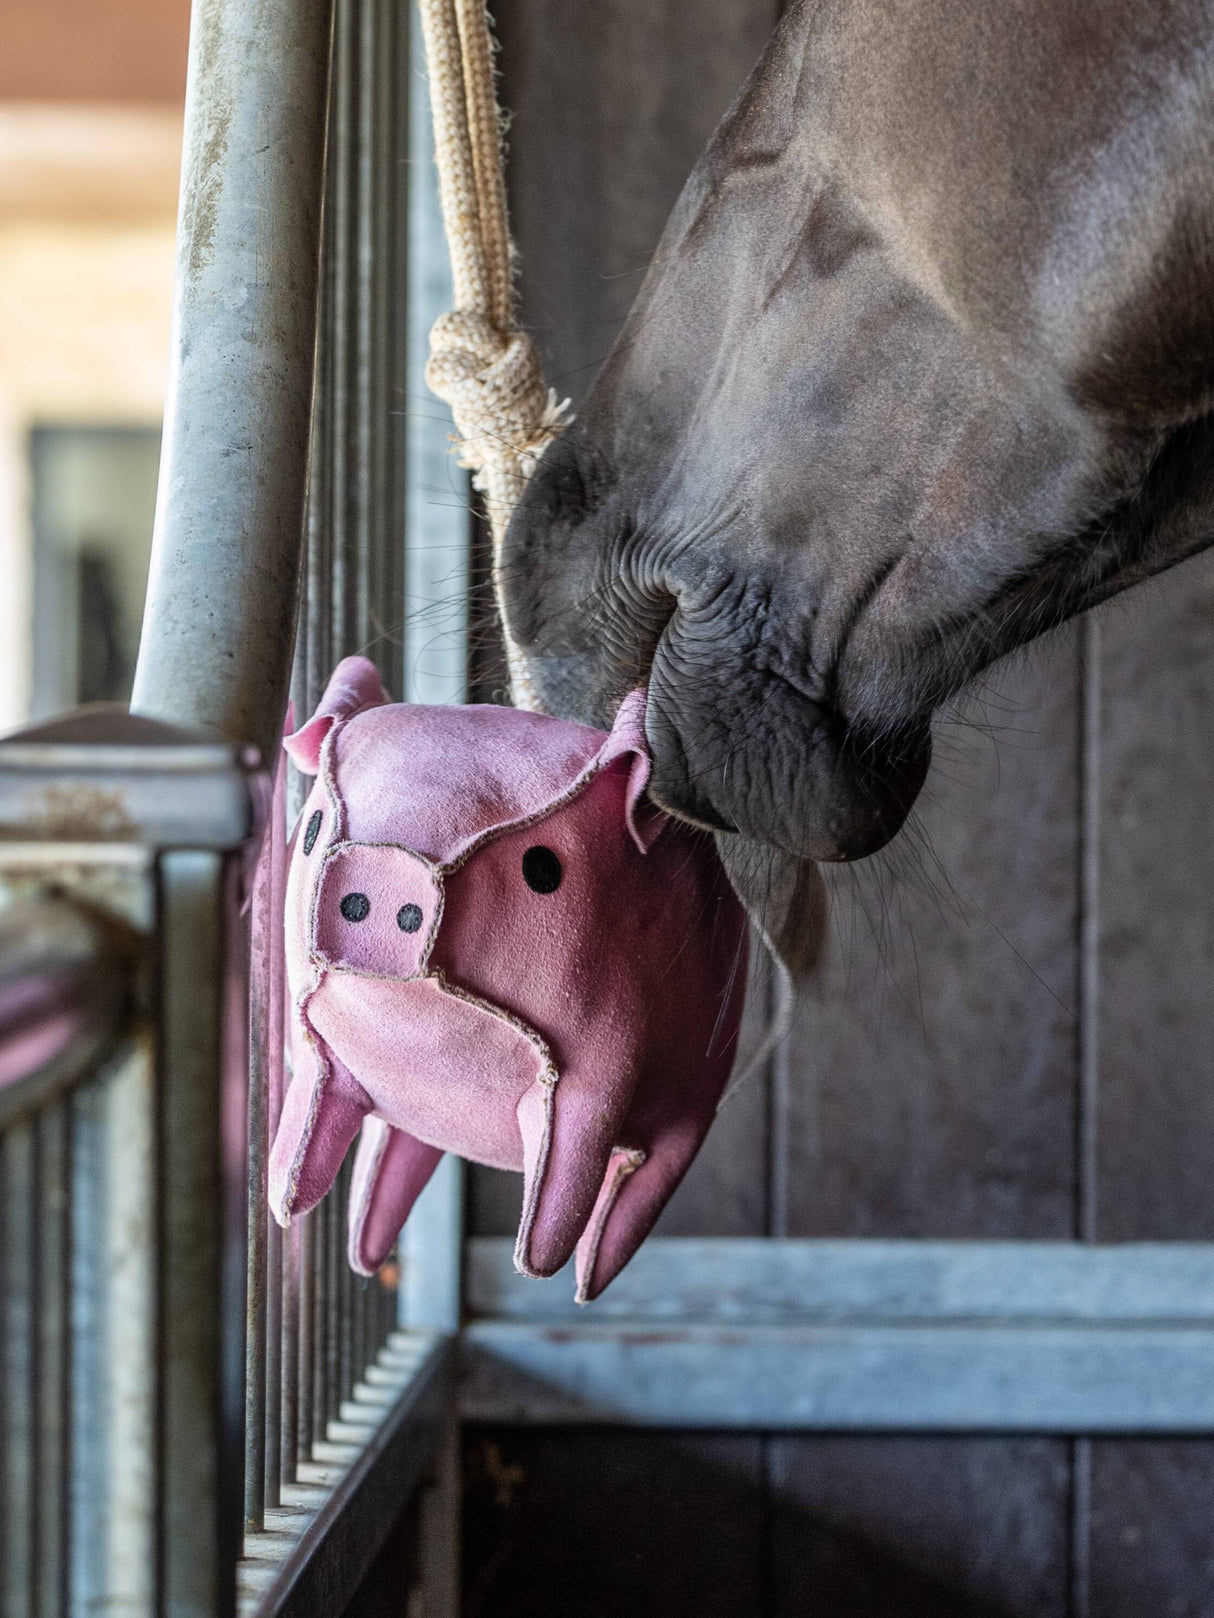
268, 656, 747, 1301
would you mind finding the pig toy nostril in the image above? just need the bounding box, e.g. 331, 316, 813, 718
397, 903, 423, 934
340, 892, 371, 922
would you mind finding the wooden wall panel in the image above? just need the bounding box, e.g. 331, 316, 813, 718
1089, 547, 1214, 1610
493, 0, 778, 412
1088, 1441, 1214, 1617
468, 5, 1214, 1616
780, 633, 1082, 1240
1095, 550, 1214, 1242
769, 1437, 1072, 1618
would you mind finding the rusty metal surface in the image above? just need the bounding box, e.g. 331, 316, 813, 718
0, 708, 255, 850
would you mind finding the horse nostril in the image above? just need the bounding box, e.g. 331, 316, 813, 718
397, 903, 423, 934
340, 892, 371, 922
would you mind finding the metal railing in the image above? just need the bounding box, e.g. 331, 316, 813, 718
1, 0, 473, 1600
0, 712, 254, 1616
0, 707, 456, 1618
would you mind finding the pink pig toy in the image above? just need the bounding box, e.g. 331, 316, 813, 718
268, 657, 748, 1301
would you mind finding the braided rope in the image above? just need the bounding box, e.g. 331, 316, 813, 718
419, 0, 570, 706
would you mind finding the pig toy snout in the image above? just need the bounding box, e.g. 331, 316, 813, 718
313, 844, 442, 978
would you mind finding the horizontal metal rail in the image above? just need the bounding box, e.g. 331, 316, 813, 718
462, 1237, 1214, 1432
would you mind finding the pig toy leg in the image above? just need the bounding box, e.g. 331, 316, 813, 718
347, 1118, 443, 1275
269, 1036, 372, 1224
574, 1096, 728, 1305
514, 1059, 640, 1279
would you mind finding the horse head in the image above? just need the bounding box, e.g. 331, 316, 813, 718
503, 0, 1214, 900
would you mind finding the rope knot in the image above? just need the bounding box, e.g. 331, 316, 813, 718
426, 310, 569, 496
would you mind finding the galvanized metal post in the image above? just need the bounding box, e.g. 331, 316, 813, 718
131, 0, 335, 767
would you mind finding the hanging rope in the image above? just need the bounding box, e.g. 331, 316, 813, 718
419, 0, 570, 706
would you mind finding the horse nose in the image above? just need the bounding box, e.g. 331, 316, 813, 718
314, 846, 441, 976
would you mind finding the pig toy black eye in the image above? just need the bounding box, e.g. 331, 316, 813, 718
522, 846, 562, 894
340, 892, 371, 922
397, 903, 423, 933
303, 810, 323, 854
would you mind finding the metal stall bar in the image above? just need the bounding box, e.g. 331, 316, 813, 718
237, 0, 464, 1609
131, 0, 334, 767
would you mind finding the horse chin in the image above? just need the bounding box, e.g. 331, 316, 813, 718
642, 670, 933, 864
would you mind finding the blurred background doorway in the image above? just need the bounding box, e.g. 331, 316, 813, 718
0, 0, 189, 729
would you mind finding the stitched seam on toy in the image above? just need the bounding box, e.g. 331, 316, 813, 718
426, 973, 556, 1278
285, 718, 354, 1215
513, 1072, 557, 1280
443, 753, 667, 876
574, 1146, 647, 1306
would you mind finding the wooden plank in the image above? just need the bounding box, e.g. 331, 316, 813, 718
461, 1429, 765, 1618
1088, 1440, 1214, 1616
465, 1236, 1214, 1324
769, 1437, 1070, 1618
494, 0, 779, 411
1090, 524, 1214, 1609
460, 1321, 1214, 1431
1095, 551, 1214, 1242
781, 633, 1082, 1239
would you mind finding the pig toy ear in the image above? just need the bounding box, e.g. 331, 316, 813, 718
596, 688, 666, 854
283, 655, 389, 774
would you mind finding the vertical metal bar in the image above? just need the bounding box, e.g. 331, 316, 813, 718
404, 0, 467, 713
400, 17, 467, 1613
244, 900, 268, 1530
36, 1105, 71, 1618
324, 1186, 342, 1428
329, 0, 355, 656
401, 1156, 463, 1336
158, 850, 246, 1618
350, 1271, 367, 1397
92, 1048, 157, 1618
264, 1218, 283, 1504
3, 1123, 35, 1618
281, 1216, 302, 1483
338, 1160, 354, 1404
264, 751, 288, 1511
296, 1213, 316, 1462
131, 0, 336, 769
